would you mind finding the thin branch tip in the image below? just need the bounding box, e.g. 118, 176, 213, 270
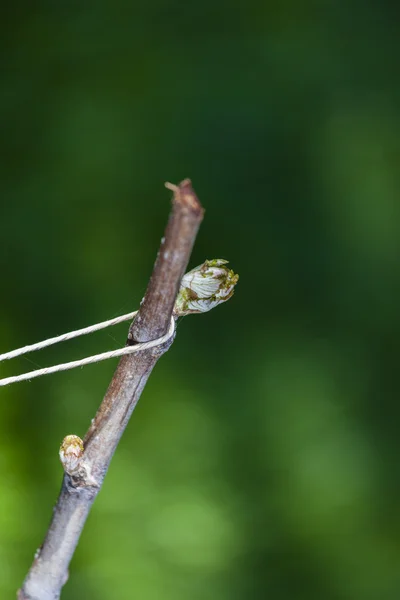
165, 180, 204, 217
164, 178, 192, 193
164, 181, 179, 193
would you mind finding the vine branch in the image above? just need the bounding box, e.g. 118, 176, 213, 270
18, 179, 204, 600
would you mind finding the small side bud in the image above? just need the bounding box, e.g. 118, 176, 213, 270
59, 435, 84, 475
174, 259, 239, 316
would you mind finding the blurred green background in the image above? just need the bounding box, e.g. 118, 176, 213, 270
1, 2, 400, 599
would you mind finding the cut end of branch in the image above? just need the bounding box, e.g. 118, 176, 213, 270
165, 179, 204, 217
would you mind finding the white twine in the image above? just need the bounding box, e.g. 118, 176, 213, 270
0, 311, 138, 362
0, 312, 176, 387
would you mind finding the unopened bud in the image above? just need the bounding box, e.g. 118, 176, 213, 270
174, 259, 239, 316
59, 435, 84, 475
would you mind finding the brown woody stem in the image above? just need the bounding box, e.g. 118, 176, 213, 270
18, 179, 204, 600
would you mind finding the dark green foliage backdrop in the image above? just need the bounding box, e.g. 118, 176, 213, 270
1, 2, 400, 598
